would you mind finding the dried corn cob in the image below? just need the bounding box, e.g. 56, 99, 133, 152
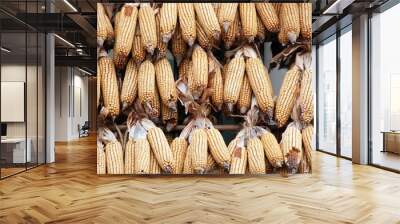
218, 3, 238, 32
132, 27, 146, 64
103, 129, 124, 174
138, 60, 156, 113
150, 85, 161, 120
260, 131, 284, 168
299, 65, 314, 124
177, 3, 196, 46
114, 11, 120, 34
149, 150, 162, 174
229, 147, 247, 174
205, 153, 217, 173
246, 57, 274, 118
155, 12, 168, 58
191, 46, 208, 98
228, 138, 238, 155
134, 139, 151, 174
97, 3, 114, 46
124, 139, 135, 174
281, 123, 302, 172
299, 3, 312, 40
209, 63, 224, 110
160, 3, 178, 43
206, 128, 230, 170
155, 58, 178, 109
171, 26, 187, 65
222, 11, 240, 49
97, 63, 101, 107
224, 54, 245, 111
272, 3, 281, 15
139, 3, 157, 54
302, 125, 313, 171
179, 58, 190, 80
275, 66, 301, 127
256, 16, 266, 42
147, 126, 175, 173
161, 103, 177, 131
191, 129, 208, 174
247, 137, 266, 174
171, 137, 188, 174
194, 3, 221, 40
255, 3, 279, 33
279, 3, 300, 44
113, 3, 138, 69
99, 55, 120, 118
120, 59, 138, 109
239, 3, 257, 42
196, 22, 213, 50
182, 145, 193, 174
97, 141, 106, 174
237, 74, 252, 114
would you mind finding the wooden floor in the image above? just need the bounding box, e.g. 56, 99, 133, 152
0, 136, 400, 223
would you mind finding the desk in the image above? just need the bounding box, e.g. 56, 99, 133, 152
1, 138, 31, 163
382, 131, 400, 154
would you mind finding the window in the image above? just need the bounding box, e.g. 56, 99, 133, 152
317, 35, 337, 154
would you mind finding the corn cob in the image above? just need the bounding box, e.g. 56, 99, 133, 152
205, 153, 217, 173
255, 3, 279, 33
191, 46, 208, 98
139, 3, 157, 54
239, 3, 257, 42
224, 54, 245, 111
178, 58, 190, 80
171, 137, 188, 174
222, 11, 240, 49
299, 66, 314, 124
161, 103, 177, 131
154, 58, 178, 109
302, 125, 313, 171
260, 131, 284, 168
246, 57, 274, 118
196, 22, 213, 50
279, 3, 300, 44
206, 128, 230, 169
124, 139, 135, 174
138, 60, 157, 114
120, 59, 138, 109
275, 66, 301, 127
134, 139, 151, 174
132, 27, 146, 64
155, 12, 168, 58
237, 74, 252, 114
182, 145, 193, 174
150, 85, 161, 120
97, 63, 101, 107
149, 150, 162, 174
99, 56, 120, 118
281, 124, 302, 172
103, 130, 124, 174
228, 138, 238, 155
272, 3, 281, 15
113, 4, 138, 69
171, 25, 187, 65
97, 3, 114, 46
191, 129, 208, 174
160, 3, 178, 43
97, 141, 106, 174
147, 127, 175, 173
247, 137, 266, 174
194, 3, 221, 40
256, 16, 266, 42
299, 3, 312, 40
218, 3, 238, 32
177, 3, 196, 46
209, 63, 224, 110
229, 147, 247, 174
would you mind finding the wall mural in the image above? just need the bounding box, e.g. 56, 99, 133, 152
97, 3, 314, 175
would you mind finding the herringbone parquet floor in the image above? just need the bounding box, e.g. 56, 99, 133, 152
1, 135, 399, 224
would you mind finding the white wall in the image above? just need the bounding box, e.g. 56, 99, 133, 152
54, 66, 89, 141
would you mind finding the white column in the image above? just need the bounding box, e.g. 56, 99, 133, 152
352, 14, 369, 164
